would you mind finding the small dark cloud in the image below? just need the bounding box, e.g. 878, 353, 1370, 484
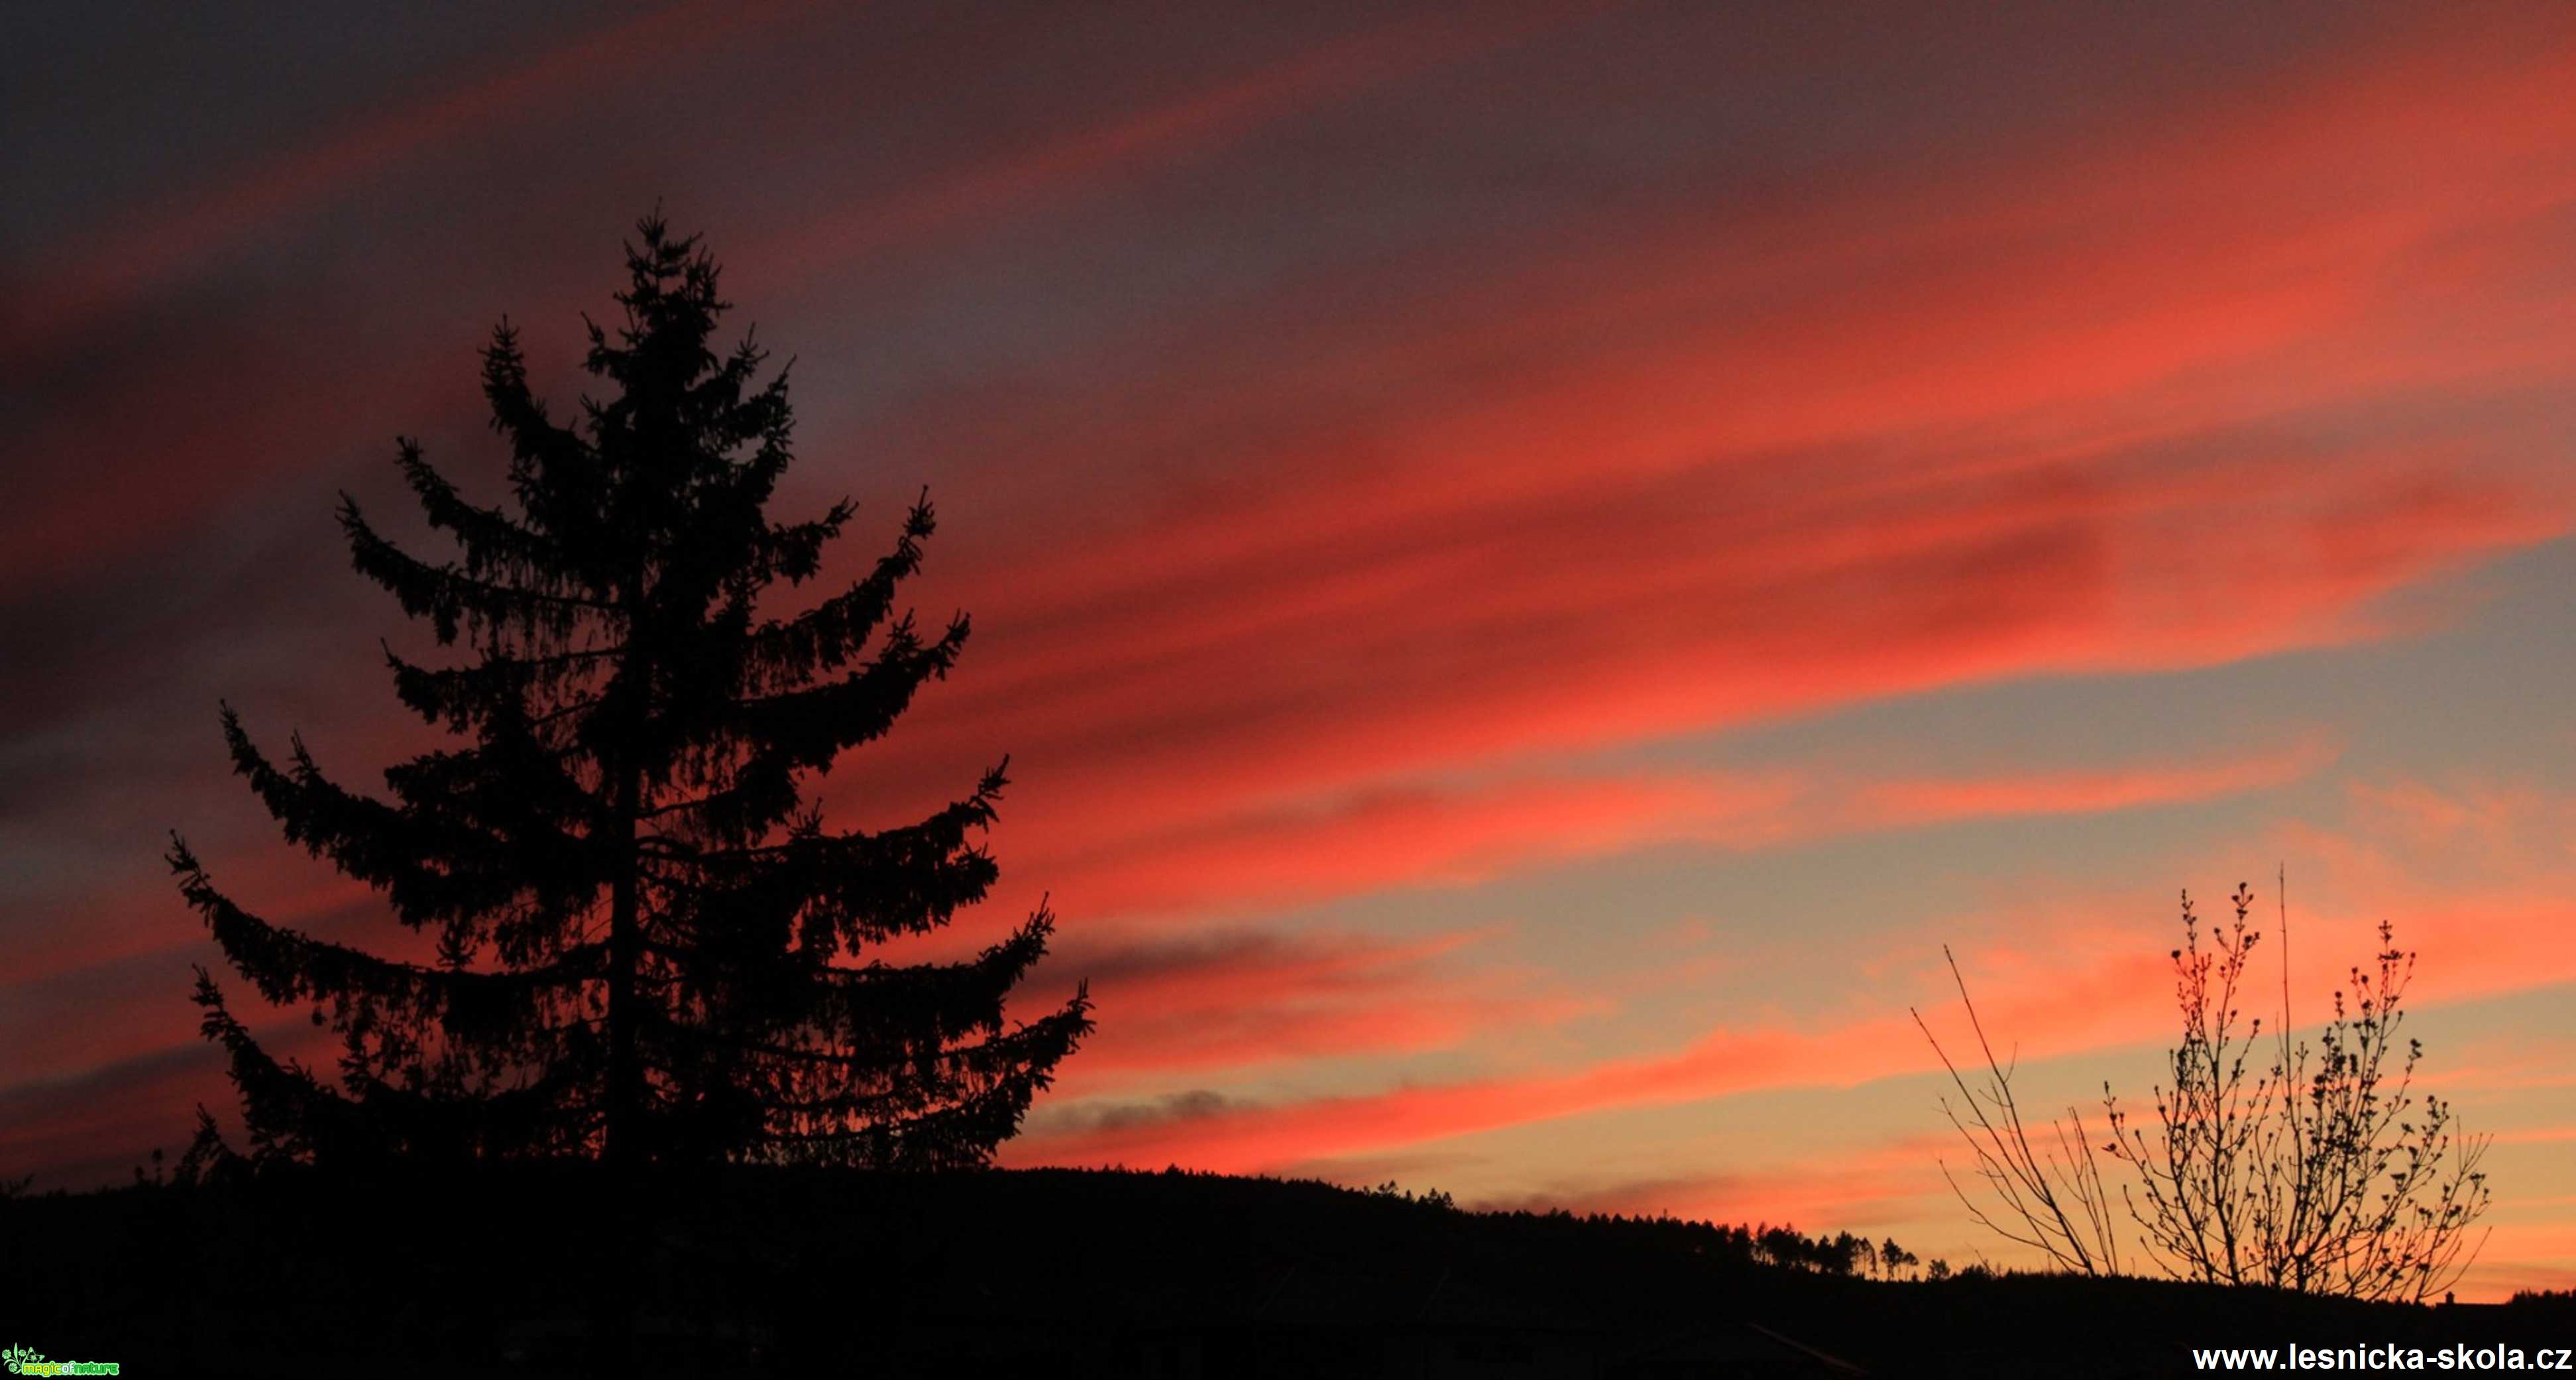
1037, 930, 1298, 986
1037, 1088, 1241, 1140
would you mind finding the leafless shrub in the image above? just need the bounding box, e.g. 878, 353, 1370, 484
1921, 875, 2493, 1301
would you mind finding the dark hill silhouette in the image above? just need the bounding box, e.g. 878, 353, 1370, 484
8, 1163, 2571, 1377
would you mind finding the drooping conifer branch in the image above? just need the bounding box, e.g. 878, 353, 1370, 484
219, 710, 600, 937
171, 839, 598, 1045
341, 498, 613, 650
382, 640, 620, 733
732, 610, 972, 770
392, 440, 583, 593
738, 496, 936, 691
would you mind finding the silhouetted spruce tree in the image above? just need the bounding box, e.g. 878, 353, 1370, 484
172, 215, 1091, 1172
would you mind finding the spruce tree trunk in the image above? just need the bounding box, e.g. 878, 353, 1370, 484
597, 585, 646, 1378
604, 781, 640, 1170
604, 559, 646, 1172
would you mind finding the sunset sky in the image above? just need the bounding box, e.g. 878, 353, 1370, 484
6, 0, 2574, 1296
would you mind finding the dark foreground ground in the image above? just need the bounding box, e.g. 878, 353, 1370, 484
5, 1163, 2569, 1377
